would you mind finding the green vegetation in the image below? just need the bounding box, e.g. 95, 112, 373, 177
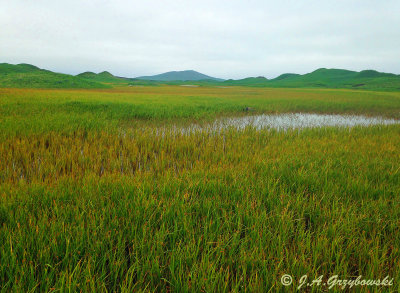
1, 63, 400, 91
77, 71, 129, 84
137, 68, 400, 91
223, 76, 269, 86
0, 63, 109, 89
223, 68, 400, 91
271, 73, 300, 81
0, 86, 400, 291
1, 86, 400, 138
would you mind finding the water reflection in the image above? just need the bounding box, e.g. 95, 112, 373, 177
180, 113, 400, 134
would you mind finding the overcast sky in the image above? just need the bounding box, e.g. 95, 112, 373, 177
1, 0, 399, 79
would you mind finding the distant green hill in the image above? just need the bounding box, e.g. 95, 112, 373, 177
76, 71, 129, 84
224, 68, 400, 91
271, 73, 300, 81
136, 70, 224, 81
0, 63, 110, 89
0, 63, 44, 74
223, 76, 268, 86
356, 70, 396, 78
1, 63, 400, 91
268, 68, 359, 88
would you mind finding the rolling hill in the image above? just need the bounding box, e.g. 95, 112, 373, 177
271, 73, 300, 81
1, 63, 400, 91
76, 71, 129, 84
0, 63, 110, 89
223, 68, 400, 91
222, 76, 268, 86
135, 70, 224, 81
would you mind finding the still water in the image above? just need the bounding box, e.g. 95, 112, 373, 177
178, 113, 400, 133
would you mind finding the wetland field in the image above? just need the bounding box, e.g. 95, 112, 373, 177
1, 86, 400, 291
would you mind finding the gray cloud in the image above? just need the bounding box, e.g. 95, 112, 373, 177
1, 0, 399, 79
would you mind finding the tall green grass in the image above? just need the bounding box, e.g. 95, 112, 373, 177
0, 87, 399, 291
1, 87, 400, 138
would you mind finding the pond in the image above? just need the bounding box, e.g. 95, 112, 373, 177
178, 113, 400, 133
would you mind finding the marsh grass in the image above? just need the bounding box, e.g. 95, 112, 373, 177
1, 87, 400, 138
0, 87, 400, 291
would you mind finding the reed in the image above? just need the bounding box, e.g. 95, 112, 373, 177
0, 87, 399, 291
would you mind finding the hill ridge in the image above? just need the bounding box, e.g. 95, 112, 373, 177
1, 62, 400, 91
0, 63, 109, 89
135, 70, 224, 81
